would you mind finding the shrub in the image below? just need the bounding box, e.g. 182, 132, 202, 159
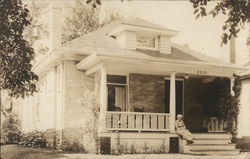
1, 113, 21, 144
18, 130, 46, 148
44, 129, 56, 149
61, 138, 86, 153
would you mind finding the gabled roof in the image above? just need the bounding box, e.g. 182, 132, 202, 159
121, 18, 172, 31
63, 18, 242, 69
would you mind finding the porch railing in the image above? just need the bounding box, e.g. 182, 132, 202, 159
205, 117, 228, 132
106, 111, 171, 131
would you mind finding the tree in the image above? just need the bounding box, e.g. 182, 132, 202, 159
190, 0, 250, 45
23, 1, 49, 55
63, 0, 124, 44
0, 0, 38, 113
62, 0, 100, 44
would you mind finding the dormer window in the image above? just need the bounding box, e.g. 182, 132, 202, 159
136, 34, 158, 50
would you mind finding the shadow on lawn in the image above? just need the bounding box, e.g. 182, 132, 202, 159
0, 144, 70, 159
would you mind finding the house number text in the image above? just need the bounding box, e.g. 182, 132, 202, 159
197, 70, 207, 75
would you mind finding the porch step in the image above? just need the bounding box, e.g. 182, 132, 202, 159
188, 144, 236, 151
185, 133, 239, 155
193, 133, 231, 140
193, 139, 230, 144
189, 149, 240, 155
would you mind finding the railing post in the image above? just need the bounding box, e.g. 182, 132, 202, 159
169, 72, 176, 132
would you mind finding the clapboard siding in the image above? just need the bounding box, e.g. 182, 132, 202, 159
159, 35, 171, 54
125, 31, 136, 50
116, 31, 136, 50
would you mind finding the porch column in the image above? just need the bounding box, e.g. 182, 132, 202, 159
230, 77, 235, 96
169, 72, 176, 131
99, 67, 107, 131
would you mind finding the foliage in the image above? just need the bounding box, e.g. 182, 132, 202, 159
190, 0, 250, 45
44, 129, 57, 149
1, 113, 21, 144
62, 0, 100, 44
100, 8, 125, 26
218, 75, 242, 132
23, 1, 49, 55
86, 0, 101, 8
0, 0, 38, 98
79, 91, 100, 153
61, 138, 86, 153
62, 0, 124, 44
18, 130, 46, 148
236, 137, 250, 152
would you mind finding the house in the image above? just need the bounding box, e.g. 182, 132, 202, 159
16, 3, 247, 155
238, 31, 250, 142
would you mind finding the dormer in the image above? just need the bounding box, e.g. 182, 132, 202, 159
109, 18, 179, 54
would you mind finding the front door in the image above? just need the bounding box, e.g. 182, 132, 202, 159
164, 80, 184, 116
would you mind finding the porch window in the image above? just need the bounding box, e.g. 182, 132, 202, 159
107, 75, 127, 111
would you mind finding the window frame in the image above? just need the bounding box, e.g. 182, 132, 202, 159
136, 34, 159, 51
106, 74, 128, 112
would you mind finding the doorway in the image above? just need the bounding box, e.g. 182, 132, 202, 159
164, 79, 184, 117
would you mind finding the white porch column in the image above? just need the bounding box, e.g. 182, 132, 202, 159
169, 72, 176, 131
99, 67, 107, 131
230, 77, 235, 96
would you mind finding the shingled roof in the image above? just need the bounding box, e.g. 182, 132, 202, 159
121, 18, 172, 31
63, 18, 238, 67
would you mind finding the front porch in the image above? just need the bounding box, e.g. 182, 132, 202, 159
76, 53, 243, 134
76, 53, 244, 154
104, 73, 231, 133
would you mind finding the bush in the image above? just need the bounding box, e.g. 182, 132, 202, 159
1, 113, 21, 144
44, 129, 57, 149
18, 130, 46, 148
61, 138, 86, 153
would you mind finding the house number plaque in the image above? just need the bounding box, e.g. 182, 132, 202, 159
197, 70, 207, 75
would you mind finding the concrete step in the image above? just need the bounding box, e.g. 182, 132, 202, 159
189, 149, 240, 155
193, 133, 231, 140
193, 139, 230, 144
188, 144, 236, 151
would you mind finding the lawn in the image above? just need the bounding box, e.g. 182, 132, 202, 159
0, 145, 64, 159
1, 145, 249, 159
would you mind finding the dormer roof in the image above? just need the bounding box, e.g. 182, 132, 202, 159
121, 18, 173, 31
108, 18, 179, 37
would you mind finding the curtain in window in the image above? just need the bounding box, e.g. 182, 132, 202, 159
115, 87, 126, 111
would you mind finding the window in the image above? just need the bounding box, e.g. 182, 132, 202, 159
136, 34, 158, 49
107, 75, 127, 111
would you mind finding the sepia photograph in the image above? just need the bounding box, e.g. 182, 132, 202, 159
0, 0, 250, 158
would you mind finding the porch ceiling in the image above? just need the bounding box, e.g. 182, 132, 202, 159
76, 54, 247, 78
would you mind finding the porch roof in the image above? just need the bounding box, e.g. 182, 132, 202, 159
76, 52, 246, 78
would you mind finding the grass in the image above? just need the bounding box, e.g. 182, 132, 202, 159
0, 144, 64, 159
0, 144, 249, 159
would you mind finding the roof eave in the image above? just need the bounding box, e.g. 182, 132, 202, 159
77, 53, 246, 77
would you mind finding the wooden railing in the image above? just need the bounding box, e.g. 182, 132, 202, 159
105, 111, 171, 131
205, 117, 228, 132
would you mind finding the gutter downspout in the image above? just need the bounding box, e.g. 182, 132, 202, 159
60, 61, 65, 147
